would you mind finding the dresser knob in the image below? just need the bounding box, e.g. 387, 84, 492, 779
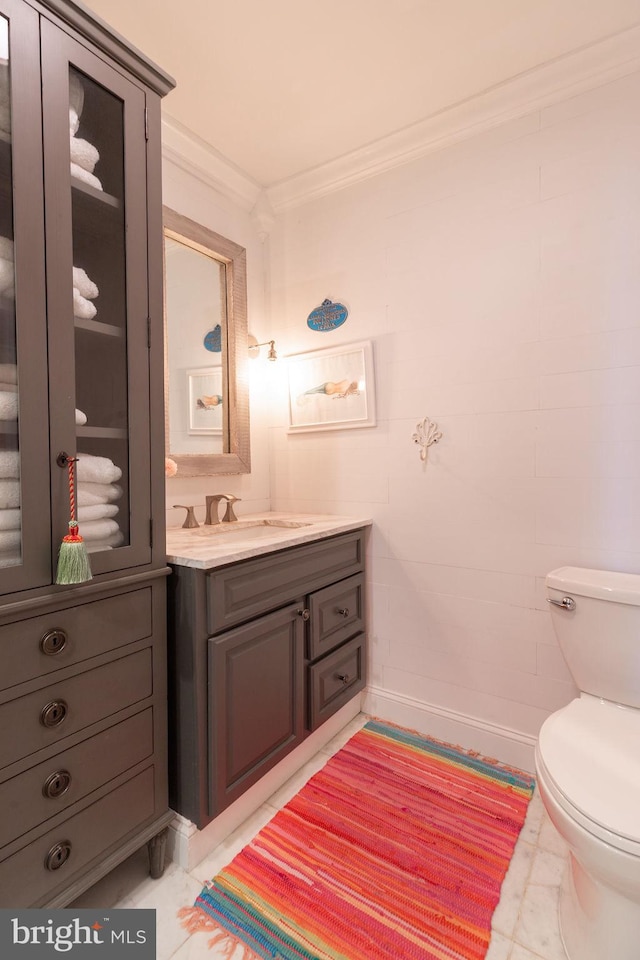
297, 608, 310, 621
45, 841, 72, 871
336, 607, 350, 618
42, 770, 72, 799
336, 673, 350, 685
40, 700, 68, 728
40, 629, 68, 656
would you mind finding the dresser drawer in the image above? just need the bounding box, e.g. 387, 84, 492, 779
308, 574, 364, 661
0, 709, 153, 848
0, 588, 153, 692
0, 649, 152, 769
307, 633, 366, 732
0, 766, 156, 907
207, 530, 364, 635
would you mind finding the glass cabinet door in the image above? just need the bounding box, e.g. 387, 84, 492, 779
41, 21, 152, 574
0, 0, 51, 594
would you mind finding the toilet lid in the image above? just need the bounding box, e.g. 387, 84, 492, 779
539, 696, 640, 846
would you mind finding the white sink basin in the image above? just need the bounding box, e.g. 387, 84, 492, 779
191, 519, 311, 541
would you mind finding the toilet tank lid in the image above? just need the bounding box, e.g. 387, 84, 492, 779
546, 566, 640, 604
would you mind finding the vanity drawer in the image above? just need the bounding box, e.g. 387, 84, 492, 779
307, 633, 366, 732
0, 649, 152, 769
0, 588, 153, 692
0, 709, 153, 849
308, 574, 364, 661
207, 530, 364, 635
0, 766, 155, 907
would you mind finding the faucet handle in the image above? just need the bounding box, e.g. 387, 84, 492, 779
174, 505, 199, 528
222, 496, 241, 523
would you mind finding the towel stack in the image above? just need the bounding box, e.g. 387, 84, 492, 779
73, 264, 99, 321
77, 453, 124, 552
0, 59, 9, 142
69, 72, 103, 191
0, 236, 14, 303
0, 448, 20, 567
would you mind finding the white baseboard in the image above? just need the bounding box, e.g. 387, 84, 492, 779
363, 686, 537, 774
167, 696, 363, 871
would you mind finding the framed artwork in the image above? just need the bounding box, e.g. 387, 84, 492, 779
286, 340, 376, 432
187, 366, 223, 434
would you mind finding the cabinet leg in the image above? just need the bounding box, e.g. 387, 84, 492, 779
147, 827, 168, 879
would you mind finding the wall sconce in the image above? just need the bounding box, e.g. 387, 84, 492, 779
248, 334, 277, 361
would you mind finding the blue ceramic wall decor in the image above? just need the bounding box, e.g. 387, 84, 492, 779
204, 324, 222, 352
307, 299, 348, 332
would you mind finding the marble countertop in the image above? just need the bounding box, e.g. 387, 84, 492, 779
165, 512, 372, 570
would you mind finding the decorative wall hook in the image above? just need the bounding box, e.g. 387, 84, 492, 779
412, 417, 442, 462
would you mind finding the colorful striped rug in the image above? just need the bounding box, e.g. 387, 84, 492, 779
179, 719, 535, 959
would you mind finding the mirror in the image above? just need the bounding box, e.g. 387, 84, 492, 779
163, 207, 250, 476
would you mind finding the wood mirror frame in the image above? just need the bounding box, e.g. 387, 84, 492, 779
163, 207, 250, 476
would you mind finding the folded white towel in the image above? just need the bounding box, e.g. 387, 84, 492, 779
73, 286, 97, 320
72, 266, 98, 300
0, 363, 17, 384
78, 502, 118, 521
0, 479, 19, 509
69, 72, 84, 117
0, 450, 19, 478
80, 518, 120, 541
69, 106, 79, 137
0, 508, 20, 531
0, 257, 14, 295
0, 507, 20, 532
86, 530, 124, 552
77, 481, 123, 506
76, 453, 122, 484
0, 391, 17, 421
0, 529, 20, 550
0, 552, 20, 567
76, 408, 87, 426
0, 237, 13, 262
70, 137, 99, 174
71, 163, 103, 192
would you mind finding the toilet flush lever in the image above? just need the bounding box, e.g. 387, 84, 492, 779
547, 596, 576, 612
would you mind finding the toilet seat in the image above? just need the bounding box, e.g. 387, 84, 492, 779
537, 695, 640, 856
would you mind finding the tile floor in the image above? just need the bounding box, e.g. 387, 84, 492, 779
72, 715, 570, 960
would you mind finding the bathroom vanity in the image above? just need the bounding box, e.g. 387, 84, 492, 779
166, 515, 370, 830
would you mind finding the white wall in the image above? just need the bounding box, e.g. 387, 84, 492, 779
267, 70, 640, 763
162, 157, 271, 526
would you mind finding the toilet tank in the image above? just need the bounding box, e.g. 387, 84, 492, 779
546, 566, 640, 708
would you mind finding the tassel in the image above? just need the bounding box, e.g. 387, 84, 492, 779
56, 456, 92, 585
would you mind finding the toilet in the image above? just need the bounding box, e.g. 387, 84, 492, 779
535, 566, 640, 960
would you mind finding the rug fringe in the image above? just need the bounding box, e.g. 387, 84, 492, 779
368, 714, 535, 783
178, 906, 263, 959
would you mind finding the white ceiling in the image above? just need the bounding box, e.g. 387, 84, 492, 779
83, 0, 640, 189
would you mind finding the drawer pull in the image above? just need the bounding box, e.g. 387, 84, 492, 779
45, 841, 72, 871
297, 608, 311, 621
336, 607, 350, 618
40, 629, 68, 656
40, 699, 68, 728
336, 673, 351, 684
42, 770, 72, 799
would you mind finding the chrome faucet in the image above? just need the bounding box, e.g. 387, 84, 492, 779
205, 494, 241, 524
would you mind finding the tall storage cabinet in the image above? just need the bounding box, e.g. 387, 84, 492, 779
0, 0, 175, 906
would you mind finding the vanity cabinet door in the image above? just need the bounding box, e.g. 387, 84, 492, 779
41, 22, 152, 574
208, 603, 305, 815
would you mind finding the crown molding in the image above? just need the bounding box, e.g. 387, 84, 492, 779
161, 25, 640, 218
161, 115, 262, 212
267, 24, 640, 211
